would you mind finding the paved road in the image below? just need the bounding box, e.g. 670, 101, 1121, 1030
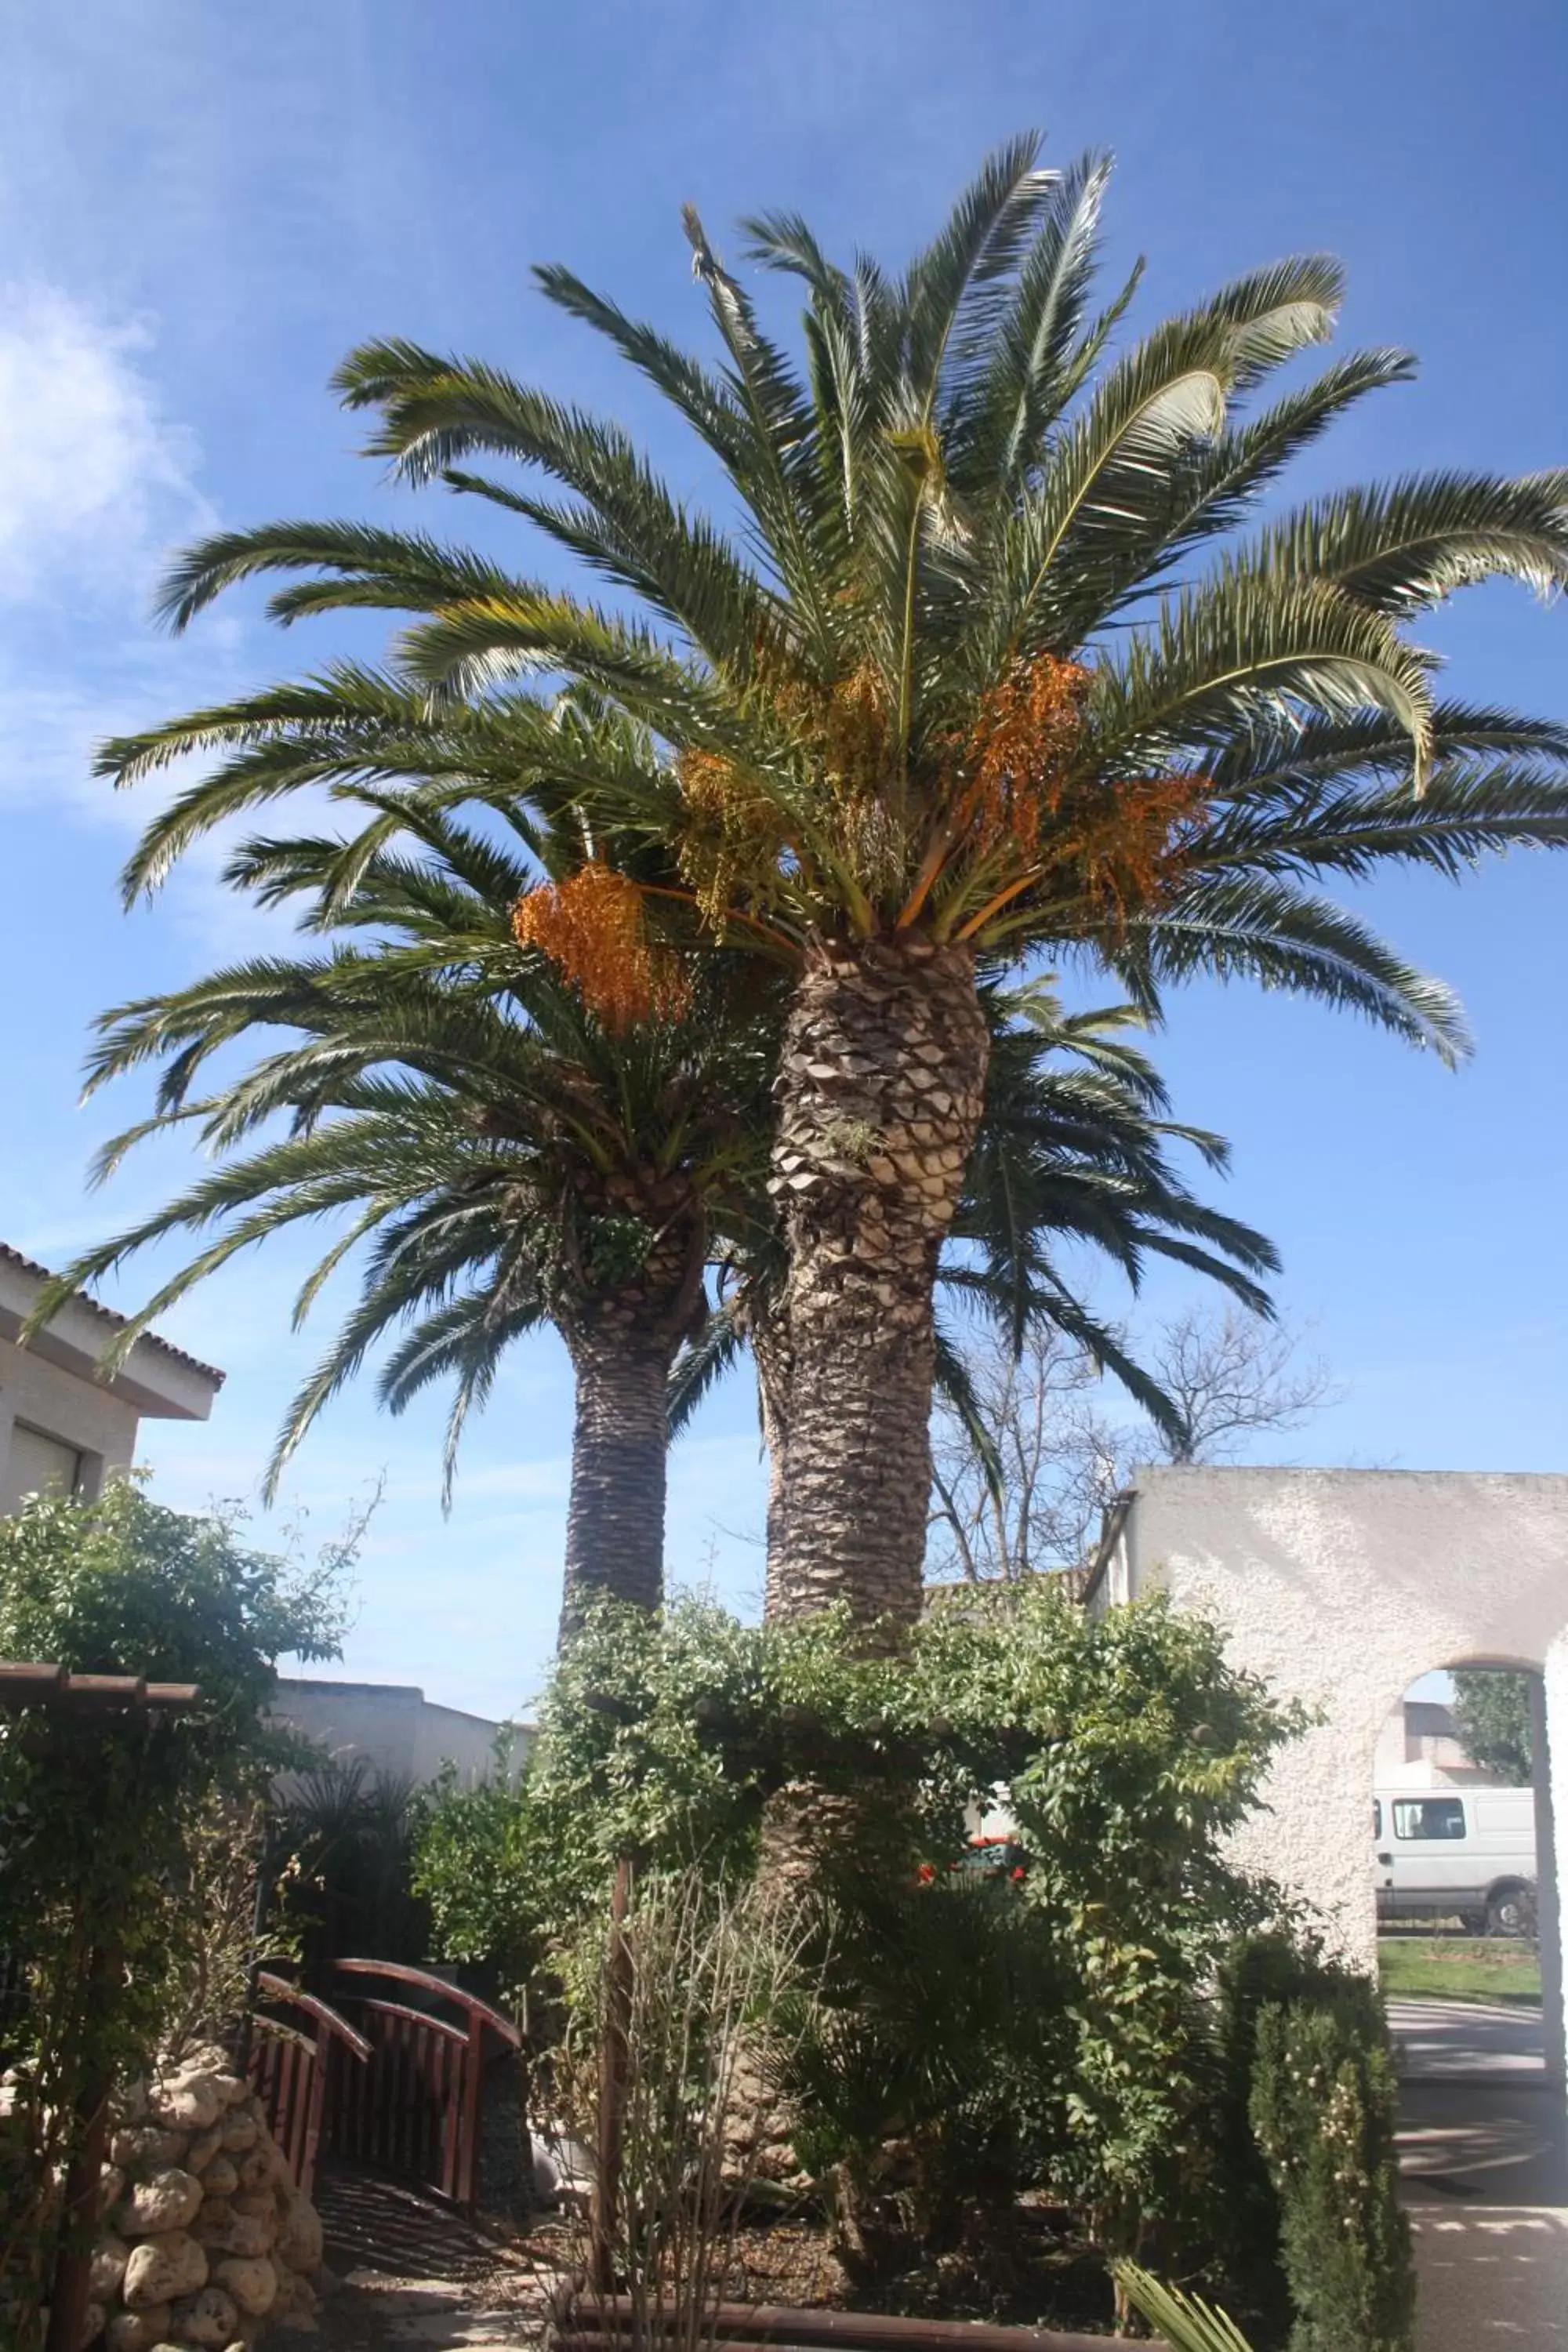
1388, 1997, 1566, 2206
1410, 2208, 1568, 2350
1389, 1997, 1568, 2349
1389, 1997, 1548, 2081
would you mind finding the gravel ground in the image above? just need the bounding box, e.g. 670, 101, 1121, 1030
312, 2261, 554, 2351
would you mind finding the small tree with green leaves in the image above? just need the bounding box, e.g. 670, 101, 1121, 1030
0, 1480, 345, 2346
1451, 1668, 1534, 1784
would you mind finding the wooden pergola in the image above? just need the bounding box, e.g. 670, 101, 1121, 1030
0, 1661, 201, 1715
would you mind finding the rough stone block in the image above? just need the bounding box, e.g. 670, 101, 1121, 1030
106, 2304, 172, 2352
167, 2285, 240, 2347
274, 2192, 321, 2275
212, 2256, 277, 2318
184, 2127, 225, 2173
111, 2127, 189, 2171
90, 2233, 131, 2299
147, 2074, 222, 2133
123, 2230, 208, 2309
118, 2167, 204, 2236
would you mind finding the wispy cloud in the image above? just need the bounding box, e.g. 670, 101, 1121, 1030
0, 283, 322, 969
0, 283, 211, 605
0, 281, 222, 834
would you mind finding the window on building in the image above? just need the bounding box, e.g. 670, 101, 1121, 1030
1392, 1796, 1467, 1841
1, 1423, 85, 1515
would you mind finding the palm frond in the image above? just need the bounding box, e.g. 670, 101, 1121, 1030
1256, 468, 1568, 615
1128, 875, 1472, 1062
1116, 2265, 1257, 2352
667, 1301, 746, 1437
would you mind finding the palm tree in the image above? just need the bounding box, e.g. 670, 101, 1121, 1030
671, 983, 1281, 1613
43, 661, 1271, 1650
32, 785, 779, 1640
94, 134, 1568, 1637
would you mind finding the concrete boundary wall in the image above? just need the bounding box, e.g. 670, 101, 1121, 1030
1093, 1465, 1568, 2087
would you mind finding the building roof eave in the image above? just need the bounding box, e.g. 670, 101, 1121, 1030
0, 1243, 225, 1419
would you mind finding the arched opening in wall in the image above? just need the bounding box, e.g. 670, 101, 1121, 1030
1374, 1660, 1567, 2206
1371, 1658, 1552, 2034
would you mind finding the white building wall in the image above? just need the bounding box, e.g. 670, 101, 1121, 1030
1112, 1465, 1568, 2085
0, 1247, 223, 1515
270, 1677, 526, 1788
0, 1330, 142, 1505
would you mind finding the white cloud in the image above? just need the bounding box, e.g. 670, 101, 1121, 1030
0, 283, 209, 602
0, 290, 304, 958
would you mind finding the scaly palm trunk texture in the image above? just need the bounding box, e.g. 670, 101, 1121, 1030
764, 936, 989, 1635
557, 1181, 706, 1646
559, 1321, 673, 1642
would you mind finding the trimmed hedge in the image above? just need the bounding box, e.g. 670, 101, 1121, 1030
1249, 1981, 1414, 2352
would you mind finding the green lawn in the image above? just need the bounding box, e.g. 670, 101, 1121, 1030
1378, 1934, 1542, 2006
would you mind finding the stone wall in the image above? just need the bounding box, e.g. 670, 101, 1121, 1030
85, 2049, 325, 2352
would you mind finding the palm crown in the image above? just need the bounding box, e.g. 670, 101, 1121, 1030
82, 133, 1568, 1635
110, 134, 1568, 1042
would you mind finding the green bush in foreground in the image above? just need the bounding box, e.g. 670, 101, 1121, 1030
1250, 1987, 1414, 2352
0, 1480, 346, 2344
416, 1584, 1306, 2281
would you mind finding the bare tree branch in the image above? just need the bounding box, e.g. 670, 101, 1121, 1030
928, 1323, 1125, 1582
927, 1307, 1340, 1583
1144, 1308, 1341, 1465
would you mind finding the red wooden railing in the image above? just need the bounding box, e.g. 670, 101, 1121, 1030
326, 1958, 522, 2209
248, 1972, 372, 2199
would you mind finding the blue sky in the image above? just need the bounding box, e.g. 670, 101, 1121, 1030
2, 1, 1564, 1720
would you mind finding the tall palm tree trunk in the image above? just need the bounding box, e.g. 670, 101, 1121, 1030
764, 936, 989, 1634
558, 1192, 706, 1646
752, 1317, 793, 1618
560, 1319, 675, 1642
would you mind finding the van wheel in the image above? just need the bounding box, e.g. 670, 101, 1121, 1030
1486, 1885, 1532, 1939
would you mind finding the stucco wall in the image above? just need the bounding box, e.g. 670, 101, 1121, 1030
0, 1329, 142, 1501
270, 1677, 528, 1788
1117, 1466, 1568, 2081
0, 1247, 223, 1512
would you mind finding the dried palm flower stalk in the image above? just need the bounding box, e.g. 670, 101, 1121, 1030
513, 863, 689, 1029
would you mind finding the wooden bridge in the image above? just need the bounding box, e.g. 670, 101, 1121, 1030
249, 1958, 521, 2209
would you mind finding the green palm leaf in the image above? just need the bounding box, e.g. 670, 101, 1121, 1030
1116, 2263, 1257, 2351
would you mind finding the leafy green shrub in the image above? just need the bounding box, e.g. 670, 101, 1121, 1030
416, 1583, 1305, 2278
1196, 1934, 1348, 2338
414, 1593, 902, 1990
1249, 1987, 1414, 2352
0, 1480, 346, 2343
0, 1476, 344, 1736
937, 1598, 1298, 2263
784, 1867, 1072, 2272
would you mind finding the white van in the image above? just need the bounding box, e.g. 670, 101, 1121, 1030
1373, 1787, 1536, 1936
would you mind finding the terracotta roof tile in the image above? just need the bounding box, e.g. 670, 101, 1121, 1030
0, 1241, 226, 1388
